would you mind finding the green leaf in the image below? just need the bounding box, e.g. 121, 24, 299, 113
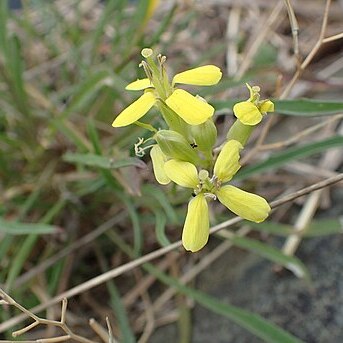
235, 136, 343, 180
63, 152, 146, 169
0, 1, 9, 60
61, 70, 114, 118
153, 209, 170, 247
0, 218, 59, 235
248, 221, 295, 237
230, 236, 310, 280
122, 195, 142, 257
213, 99, 343, 116
5, 235, 38, 291
304, 218, 343, 236
142, 184, 179, 224
249, 219, 343, 237
274, 99, 343, 116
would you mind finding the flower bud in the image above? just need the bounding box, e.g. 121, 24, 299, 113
190, 119, 217, 152
155, 130, 201, 165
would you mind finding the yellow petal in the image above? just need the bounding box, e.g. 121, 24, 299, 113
233, 101, 262, 126
125, 78, 153, 90
166, 89, 214, 125
173, 65, 222, 86
182, 194, 209, 252
112, 92, 156, 127
217, 185, 271, 223
259, 100, 274, 113
213, 140, 242, 183
164, 159, 198, 188
150, 145, 170, 185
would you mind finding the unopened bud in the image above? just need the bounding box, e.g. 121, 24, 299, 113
155, 130, 201, 165
190, 119, 217, 152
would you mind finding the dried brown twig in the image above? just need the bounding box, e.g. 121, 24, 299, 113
0, 289, 97, 343
280, 0, 333, 99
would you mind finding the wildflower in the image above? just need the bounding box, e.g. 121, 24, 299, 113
112, 49, 222, 127
233, 84, 274, 126
164, 140, 271, 252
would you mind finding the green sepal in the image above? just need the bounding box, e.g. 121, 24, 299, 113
191, 119, 217, 152
155, 130, 201, 165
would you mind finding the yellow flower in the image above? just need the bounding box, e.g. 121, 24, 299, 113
233, 84, 274, 126
112, 64, 222, 127
164, 140, 271, 252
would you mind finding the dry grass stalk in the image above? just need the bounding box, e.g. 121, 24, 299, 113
0, 289, 97, 343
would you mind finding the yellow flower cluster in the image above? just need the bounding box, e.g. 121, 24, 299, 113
155, 140, 270, 252
233, 84, 274, 125
112, 48, 222, 127
112, 49, 274, 252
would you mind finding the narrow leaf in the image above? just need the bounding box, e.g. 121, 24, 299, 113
154, 210, 170, 247
274, 99, 343, 116
142, 184, 179, 224
61, 70, 113, 118
304, 218, 343, 236
63, 153, 146, 169
0, 217, 60, 235
230, 236, 310, 280
235, 136, 343, 180
249, 219, 343, 237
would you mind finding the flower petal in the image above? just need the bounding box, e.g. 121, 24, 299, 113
233, 101, 262, 126
112, 92, 156, 127
173, 65, 222, 86
164, 159, 198, 188
182, 194, 209, 252
125, 78, 153, 90
213, 140, 242, 183
166, 89, 214, 125
150, 145, 170, 185
217, 185, 271, 223
259, 100, 274, 113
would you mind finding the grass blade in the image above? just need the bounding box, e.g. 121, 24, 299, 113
235, 136, 343, 180
153, 209, 170, 247
142, 184, 179, 224
0, 218, 60, 235
230, 236, 310, 280
249, 219, 343, 237
63, 152, 146, 170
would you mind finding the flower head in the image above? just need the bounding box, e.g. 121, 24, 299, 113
233, 84, 274, 126
164, 140, 271, 252
112, 49, 222, 127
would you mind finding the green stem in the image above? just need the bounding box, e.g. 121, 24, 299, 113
226, 119, 254, 146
